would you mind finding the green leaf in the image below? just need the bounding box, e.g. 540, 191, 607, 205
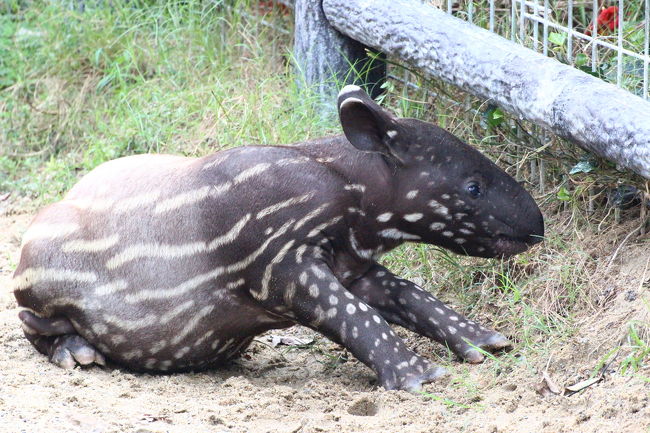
575, 53, 588, 67
485, 107, 505, 128
557, 186, 571, 201
548, 32, 567, 46
569, 160, 596, 174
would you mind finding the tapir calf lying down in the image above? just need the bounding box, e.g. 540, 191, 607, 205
13, 85, 543, 391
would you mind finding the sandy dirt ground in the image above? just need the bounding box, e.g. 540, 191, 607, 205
1, 205, 649, 433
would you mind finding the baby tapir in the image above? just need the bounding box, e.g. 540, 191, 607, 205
13, 85, 544, 391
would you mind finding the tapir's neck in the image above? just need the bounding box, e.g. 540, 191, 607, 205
298, 135, 398, 213
296, 136, 405, 258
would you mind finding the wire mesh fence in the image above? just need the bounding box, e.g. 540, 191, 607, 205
440, 0, 649, 100
263, 0, 648, 100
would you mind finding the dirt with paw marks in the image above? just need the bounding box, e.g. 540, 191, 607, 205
1, 206, 649, 433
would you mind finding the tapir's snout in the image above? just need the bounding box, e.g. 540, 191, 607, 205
482, 182, 545, 258
522, 194, 545, 246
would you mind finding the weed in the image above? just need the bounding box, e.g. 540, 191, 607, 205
620, 320, 650, 374
0, 0, 333, 203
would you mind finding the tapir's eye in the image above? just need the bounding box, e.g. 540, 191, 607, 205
466, 182, 481, 198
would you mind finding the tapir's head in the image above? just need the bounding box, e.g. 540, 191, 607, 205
337, 85, 544, 258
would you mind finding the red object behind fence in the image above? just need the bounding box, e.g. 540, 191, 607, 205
585, 6, 619, 36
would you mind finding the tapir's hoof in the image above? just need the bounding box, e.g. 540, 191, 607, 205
383, 365, 447, 392
461, 331, 512, 364
50, 335, 106, 369
403, 366, 448, 392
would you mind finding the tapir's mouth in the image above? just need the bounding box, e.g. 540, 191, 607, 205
492, 235, 531, 257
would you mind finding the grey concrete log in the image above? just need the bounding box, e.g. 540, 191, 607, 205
293, 0, 385, 115
323, 0, 650, 179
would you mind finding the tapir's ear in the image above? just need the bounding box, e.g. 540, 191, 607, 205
337, 85, 401, 159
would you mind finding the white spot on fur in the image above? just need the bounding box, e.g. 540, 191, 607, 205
295, 244, 307, 264
311, 265, 326, 279
428, 200, 449, 217
347, 207, 366, 216
377, 212, 393, 222
378, 229, 421, 240
406, 190, 418, 199
174, 346, 191, 359
344, 184, 366, 193
403, 213, 423, 222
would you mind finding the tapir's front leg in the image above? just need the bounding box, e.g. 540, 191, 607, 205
347, 264, 511, 363
249, 255, 445, 391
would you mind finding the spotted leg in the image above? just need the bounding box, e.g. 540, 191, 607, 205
249, 256, 445, 391
347, 264, 511, 363
19, 310, 106, 369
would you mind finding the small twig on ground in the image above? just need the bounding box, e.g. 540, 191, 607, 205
606, 225, 642, 269
564, 350, 619, 396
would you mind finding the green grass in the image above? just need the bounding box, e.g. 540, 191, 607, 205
621, 318, 650, 375
0, 0, 336, 202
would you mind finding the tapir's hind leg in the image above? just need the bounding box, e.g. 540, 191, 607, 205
19, 311, 106, 369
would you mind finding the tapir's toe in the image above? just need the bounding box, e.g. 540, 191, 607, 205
50, 335, 106, 369
459, 331, 512, 364
393, 365, 448, 393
